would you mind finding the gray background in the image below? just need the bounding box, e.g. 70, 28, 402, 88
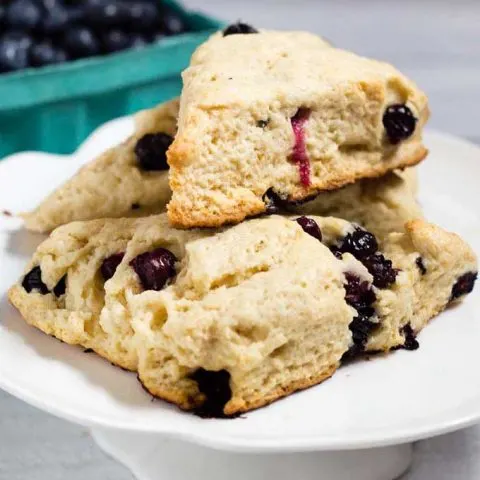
1, 1, 479, 478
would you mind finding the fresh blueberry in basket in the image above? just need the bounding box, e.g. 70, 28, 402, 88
6, 0, 42, 31
39, 0, 64, 10
40, 4, 74, 35
125, 2, 160, 31
30, 40, 68, 67
0, 5, 6, 31
0, 32, 32, 73
130, 32, 151, 49
64, 26, 100, 59
85, 0, 129, 28
159, 9, 187, 35
150, 31, 166, 43
101, 29, 131, 53
0, 0, 192, 74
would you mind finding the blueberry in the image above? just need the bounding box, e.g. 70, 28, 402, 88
0, 5, 6, 30
101, 29, 130, 53
344, 273, 376, 311
262, 188, 289, 215
415, 256, 426, 275
130, 247, 177, 291
339, 227, 378, 259
30, 41, 68, 66
223, 22, 258, 36
39, 0, 63, 9
53, 275, 67, 297
295, 216, 322, 242
3, 31, 33, 50
22, 266, 49, 294
0, 32, 32, 73
383, 104, 417, 145
401, 324, 419, 351
342, 313, 378, 361
361, 254, 397, 289
6, 0, 42, 30
149, 31, 165, 44
450, 271, 477, 301
101, 253, 124, 281
126, 2, 160, 32
159, 10, 186, 36
190, 369, 232, 418
86, 1, 128, 28
341, 272, 378, 360
134, 133, 172, 171
40, 5, 72, 35
130, 33, 150, 49
64, 26, 100, 59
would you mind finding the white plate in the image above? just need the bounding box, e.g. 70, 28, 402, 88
0, 123, 479, 453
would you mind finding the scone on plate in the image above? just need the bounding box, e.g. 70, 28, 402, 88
167, 28, 429, 227
9, 214, 476, 416
22, 99, 179, 233
23, 95, 421, 235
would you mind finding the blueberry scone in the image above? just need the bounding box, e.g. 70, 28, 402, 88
167, 27, 429, 227
22, 99, 179, 233
9, 214, 476, 416
23, 97, 421, 236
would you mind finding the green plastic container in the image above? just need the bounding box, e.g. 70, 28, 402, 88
0, 1, 223, 158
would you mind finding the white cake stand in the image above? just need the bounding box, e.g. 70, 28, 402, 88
0, 120, 479, 480
91, 428, 413, 480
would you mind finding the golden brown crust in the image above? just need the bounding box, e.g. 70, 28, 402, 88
138, 363, 337, 416
8, 285, 137, 372
168, 143, 428, 229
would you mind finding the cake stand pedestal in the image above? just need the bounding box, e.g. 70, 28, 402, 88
91, 428, 412, 480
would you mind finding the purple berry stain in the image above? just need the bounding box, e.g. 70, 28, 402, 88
130, 247, 177, 291
290, 108, 311, 187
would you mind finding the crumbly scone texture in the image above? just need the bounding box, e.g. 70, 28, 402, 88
368, 220, 477, 351
22, 99, 179, 233
167, 30, 429, 227
9, 213, 477, 415
22, 93, 421, 235
9, 215, 356, 413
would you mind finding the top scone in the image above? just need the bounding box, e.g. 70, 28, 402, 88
167, 29, 429, 228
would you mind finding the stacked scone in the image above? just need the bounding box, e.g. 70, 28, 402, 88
11, 24, 477, 417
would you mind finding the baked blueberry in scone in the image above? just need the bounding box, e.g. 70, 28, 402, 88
23, 96, 422, 235
22, 99, 179, 233
9, 214, 476, 416
167, 29, 429, 227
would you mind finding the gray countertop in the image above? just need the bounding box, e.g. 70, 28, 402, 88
1, 1, 479, 479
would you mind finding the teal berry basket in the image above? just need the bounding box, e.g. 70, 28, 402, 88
0, 1, 223, 159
